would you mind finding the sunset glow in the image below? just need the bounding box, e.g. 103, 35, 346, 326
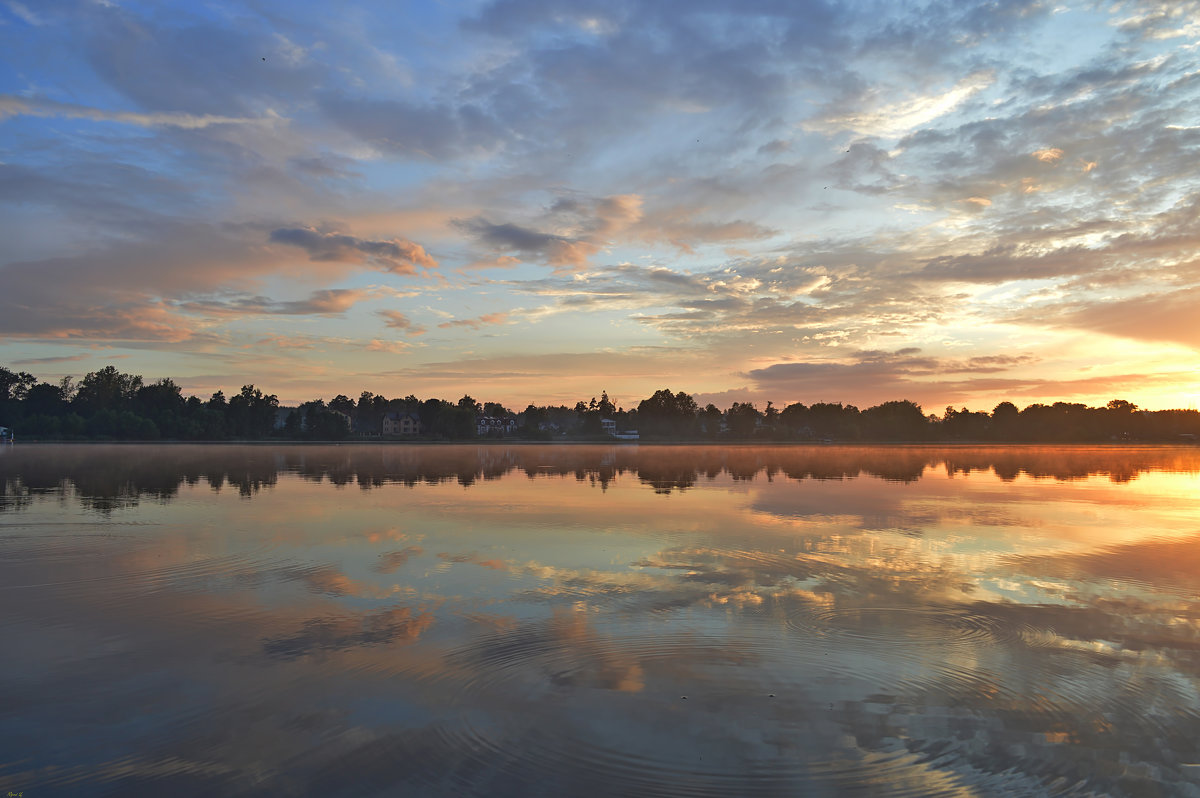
2, 1, 1199, 410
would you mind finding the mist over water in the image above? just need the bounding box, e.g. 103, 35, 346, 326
2, 444, 1200, 797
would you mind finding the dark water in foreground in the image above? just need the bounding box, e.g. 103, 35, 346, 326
2, 444, 1200, 797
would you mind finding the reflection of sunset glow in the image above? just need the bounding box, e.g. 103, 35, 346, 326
4, 444, 1200, 795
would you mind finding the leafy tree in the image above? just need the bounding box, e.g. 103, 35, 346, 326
699, 403, 723, 437
73, 366, 143, 416
419, 398, 443, 431
432, 403, 476, 439
861, 400, 927, 441
806, 402, 861, 440
284, 409, 302, 437
764, 401, 779, 428
299, 400, 350, 440
726, 402, 761, 437
636, 389, 699, 438
940, 406, 990, 440
23, 382, 68, 417
329, 394, 355, 417
0, 368, 36, 402
227, 385, 278, 438
597, 391, 616, 417
483, 401, 508, 417
991, 401, 1019, 440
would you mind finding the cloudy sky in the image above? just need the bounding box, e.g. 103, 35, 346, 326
2, 0, 1199, 411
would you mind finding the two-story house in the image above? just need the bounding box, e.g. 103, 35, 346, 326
476, 415, 516, 437
382, 412, 422, 436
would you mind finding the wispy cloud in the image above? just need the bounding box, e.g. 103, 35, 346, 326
377, 310, 427, 335
806, 73, 994, 138
0, 94, 273, 129
437, 312, 509, 330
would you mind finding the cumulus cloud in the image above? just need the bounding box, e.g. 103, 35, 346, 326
270, 227, 438, 273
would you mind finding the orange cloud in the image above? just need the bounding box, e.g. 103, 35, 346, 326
437, 312, 509, 330
1032, 148, 1064, 163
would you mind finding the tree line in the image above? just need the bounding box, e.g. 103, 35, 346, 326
2, 365, 1198, 442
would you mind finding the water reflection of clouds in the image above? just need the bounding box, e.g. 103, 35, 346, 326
4, 445, 1200, 795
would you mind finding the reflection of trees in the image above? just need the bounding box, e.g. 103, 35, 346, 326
1, 444, 1197, 510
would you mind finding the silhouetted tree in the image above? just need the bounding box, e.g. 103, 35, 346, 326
637, 389, 699, 438
74, 366, 143, 416
861, 400, 927, 441
726, 402, 761, 437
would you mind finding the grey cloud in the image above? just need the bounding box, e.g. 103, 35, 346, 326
375, 547, 425, 574
270, 227, 438, 273
81, 9, 327, 117
262, 606, 433, 659
179, 289, 372, 317
918, 243, 1096, 284
455, 219, 565, 252
11, 355, 91, 366
743, 349, 1169, 409
0, 223, 268, 342
451, 217, 597, 269
0, 160, 199, 236
318, 95, 507, 160
744, 349, 1032, 406
0, 94, 266, 129
287, 154, 363, 182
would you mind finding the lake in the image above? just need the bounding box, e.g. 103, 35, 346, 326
2, 444, 1199, 797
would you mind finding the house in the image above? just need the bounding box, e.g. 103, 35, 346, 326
0, 425, 10, 442
600, 417, 638, 440
383, 412, 422, 436
477, 415, 517, 436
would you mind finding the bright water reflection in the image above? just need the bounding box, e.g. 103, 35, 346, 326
2, 444, 1200, 797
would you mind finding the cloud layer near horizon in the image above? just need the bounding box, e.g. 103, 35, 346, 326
1, 0, 1198, 408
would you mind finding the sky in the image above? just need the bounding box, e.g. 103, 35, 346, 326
2, 0, 1199, 412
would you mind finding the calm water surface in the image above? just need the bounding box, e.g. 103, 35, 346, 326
2, 444, 1200, 797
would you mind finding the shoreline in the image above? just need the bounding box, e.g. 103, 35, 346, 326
4, 439, 1197, 448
